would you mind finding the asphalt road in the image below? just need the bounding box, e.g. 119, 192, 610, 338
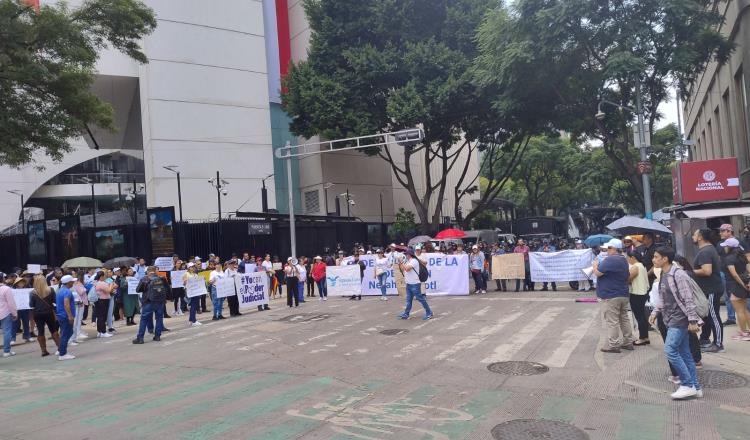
1, 290, 749, 440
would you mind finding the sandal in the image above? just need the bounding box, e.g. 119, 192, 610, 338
731, 332, 750, 340
634, 339, 650, 346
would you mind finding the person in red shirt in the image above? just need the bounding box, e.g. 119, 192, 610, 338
311, 256, 327, 301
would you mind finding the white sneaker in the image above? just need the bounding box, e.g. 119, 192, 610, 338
77, 333, 89, 339
384, 296, 389, 301
190, 321, 202, 327
319, 297, 323, 301
2, 351, 15, 357
101, 333, 113, 338
58, 354, 76, 361
55, 350, 59, 355
323, 297, 327, 301
671, 386, 697, 400
10, 340, 17, 346
26, 337, 36, 342
70, 341, 79, 346
696, 389, 703, 398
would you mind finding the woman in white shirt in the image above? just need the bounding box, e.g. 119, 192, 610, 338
627, 250, 650, 345
208, 262, 226, 321
374, 249, 390, 301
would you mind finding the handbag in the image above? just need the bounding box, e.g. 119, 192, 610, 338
87, 285, 98, 303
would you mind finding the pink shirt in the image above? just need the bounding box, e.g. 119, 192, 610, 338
95, 281, 111, 300
0, 285, 18, 320
73, 281, 88, 306
514, 245, 530, 262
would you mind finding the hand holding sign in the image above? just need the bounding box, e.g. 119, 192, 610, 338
185, 276, 207, 298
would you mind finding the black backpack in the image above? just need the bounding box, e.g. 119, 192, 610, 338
146, 275, 167, 303
417, 260, 429, 282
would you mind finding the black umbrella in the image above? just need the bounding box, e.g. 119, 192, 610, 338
102, 256, 137, 269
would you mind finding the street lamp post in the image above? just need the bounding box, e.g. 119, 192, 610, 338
163, 166, 183, 222
209, 171, 229, 257
596, 86, 653, 219
79, 177, 96, 229
7, 190, 24, 234
276, 128, 423, 258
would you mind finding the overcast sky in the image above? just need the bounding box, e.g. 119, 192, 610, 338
657, 88, 682, 132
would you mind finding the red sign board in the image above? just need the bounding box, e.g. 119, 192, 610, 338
673, 158, 740, 204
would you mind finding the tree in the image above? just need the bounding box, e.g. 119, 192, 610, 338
474, 0, 732, 214
0, 0, 156, 167
283, 0, 547, 233
390, 208, 417, 241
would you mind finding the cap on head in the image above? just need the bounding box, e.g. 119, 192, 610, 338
721, 237, 741, 248
605, 238, 623, 250
623, 236, 633, 241
314, 256, 322, 260
720, 223, 734, 232
472, 245, 478, 250
60, 275, 77, 284
187, 262, 195, 268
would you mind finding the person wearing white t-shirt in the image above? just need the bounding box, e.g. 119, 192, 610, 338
208, 263, 226, 320
397, 251, 433, 320
374, 249, 390, 301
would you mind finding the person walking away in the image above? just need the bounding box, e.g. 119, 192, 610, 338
56, 275, 77, 361
649, 247, 702, 399
627, 250, 650, 345
470, 245, 487, 294
593, 239, 635, 353
716, 224, 750, 326
0, 273, 18, 357
513, 240, 532, 292
692, 229, 724, 353
29, 275, 60, 357
397, 251, 433, 320
285, 258, 300, 307
183, 263, 202, 327
93, 271, 114, 338
720, 238, 750, 341
120, 267, 139, 327
209, 262, 226, 320
133, 267, 167, 344
374, 250, 389, 301
312, 256, 328, 301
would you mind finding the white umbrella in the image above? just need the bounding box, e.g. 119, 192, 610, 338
606, 216, 672, 235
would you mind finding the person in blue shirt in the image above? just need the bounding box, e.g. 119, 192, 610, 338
593, 239, 635, 353
55, 275, 77, 361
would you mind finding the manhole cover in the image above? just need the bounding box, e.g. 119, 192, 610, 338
380, 329, 409, 336
276, 313, 335, 324
491, 419, 589, 440
487, 361, 549, 376
698, 370, 749, 389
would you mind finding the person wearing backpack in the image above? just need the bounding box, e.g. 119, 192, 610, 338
133, 267, 166, 344
692, 229, 725, 353
397, 250, 433, 321
720, 238, 750, 342
649, 247, 703, 400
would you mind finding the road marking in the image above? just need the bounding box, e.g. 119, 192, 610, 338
447, 319, 471, 330
297, 331, 340, 346
617, 403, 665, 440
481, 307, 564, 364
435, 310, 524, 361
542, 308, 599, 368
473, 306, 491, 316
179, 377, 333, 440
394, 335, 434, 358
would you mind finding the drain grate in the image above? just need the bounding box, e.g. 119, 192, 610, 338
698, 370, 749, 389
487, 361, 549, 376
491, 419, 589, 440
380, 329, 409, 336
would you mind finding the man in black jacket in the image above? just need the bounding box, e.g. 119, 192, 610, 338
133, 267, 167, 344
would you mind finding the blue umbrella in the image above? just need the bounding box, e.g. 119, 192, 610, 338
584, 234, 613, 247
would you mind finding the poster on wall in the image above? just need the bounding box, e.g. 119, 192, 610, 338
148, 207, 175, 258
59, 216, 80, 261
27, 220, 47, 263
95, 228, 126, 261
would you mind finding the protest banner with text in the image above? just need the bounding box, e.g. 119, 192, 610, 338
529, 249, 594, 282
235, 272, 268, 308
326, 265, 363, 297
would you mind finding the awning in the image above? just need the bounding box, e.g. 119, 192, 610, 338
683, 206, 750, 219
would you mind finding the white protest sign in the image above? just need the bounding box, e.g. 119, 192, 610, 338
215, 277, 236, 298
12, 288, 31, 310
26, 264, 42, 274
360, 255, 397, 296
326, 265, 362, 297
185, 275, 207, 298
154, 257, 174, 272
234, 272, 268, 308
127, 276, 140, 295
272, 262, 282, 271
529, 249, 594, 282
421, 253, 470, 296
170, 270, 186, 288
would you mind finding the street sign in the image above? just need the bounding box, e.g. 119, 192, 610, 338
248, 222, 272, 236
633, 125, 651, 149
637, 161, 652, 175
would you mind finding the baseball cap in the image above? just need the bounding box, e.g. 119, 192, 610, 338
720, 223, 734, 232
60, 275, 77, 284
623, 236, 633, 241
605, 238, 623, 250
721, 237, 741, 248
314, 256, 322, 260
187, 262, 195, 268
575, 240, 582, 244
472, 245, 478, 249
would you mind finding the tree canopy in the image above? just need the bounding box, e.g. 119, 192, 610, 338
0, 0, 156, 167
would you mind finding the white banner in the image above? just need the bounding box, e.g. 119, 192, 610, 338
235, 272, 268, 308
326, 265, 362, 297
170, 270, 186, 288
185, 275, 207, 298
12, 288, 31, 310
359, 255, 397, 296
529, 249, 594, 282
154, 257, 174, 272
422, 253, 470, 296
26, 264, 42, 274
215, 277, 236, 298
127, 276, 140, 295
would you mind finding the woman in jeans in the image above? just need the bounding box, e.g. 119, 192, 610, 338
70, 271, 89, 342
1, 273, 18, 357
29, 275, 60, 356
375, 249, 390, 301
627, 250, 650, 345
311, 256, 327, 301
469, 245, 487, 294
208, 261, 226, 321
183, 263, 202, 327
94, 271, 115, 338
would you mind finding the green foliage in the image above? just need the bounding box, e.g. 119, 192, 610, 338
390, 208, 417, 240
474, 0, 731, 213
0, 0, 156, 167
470, 209, 499, 230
